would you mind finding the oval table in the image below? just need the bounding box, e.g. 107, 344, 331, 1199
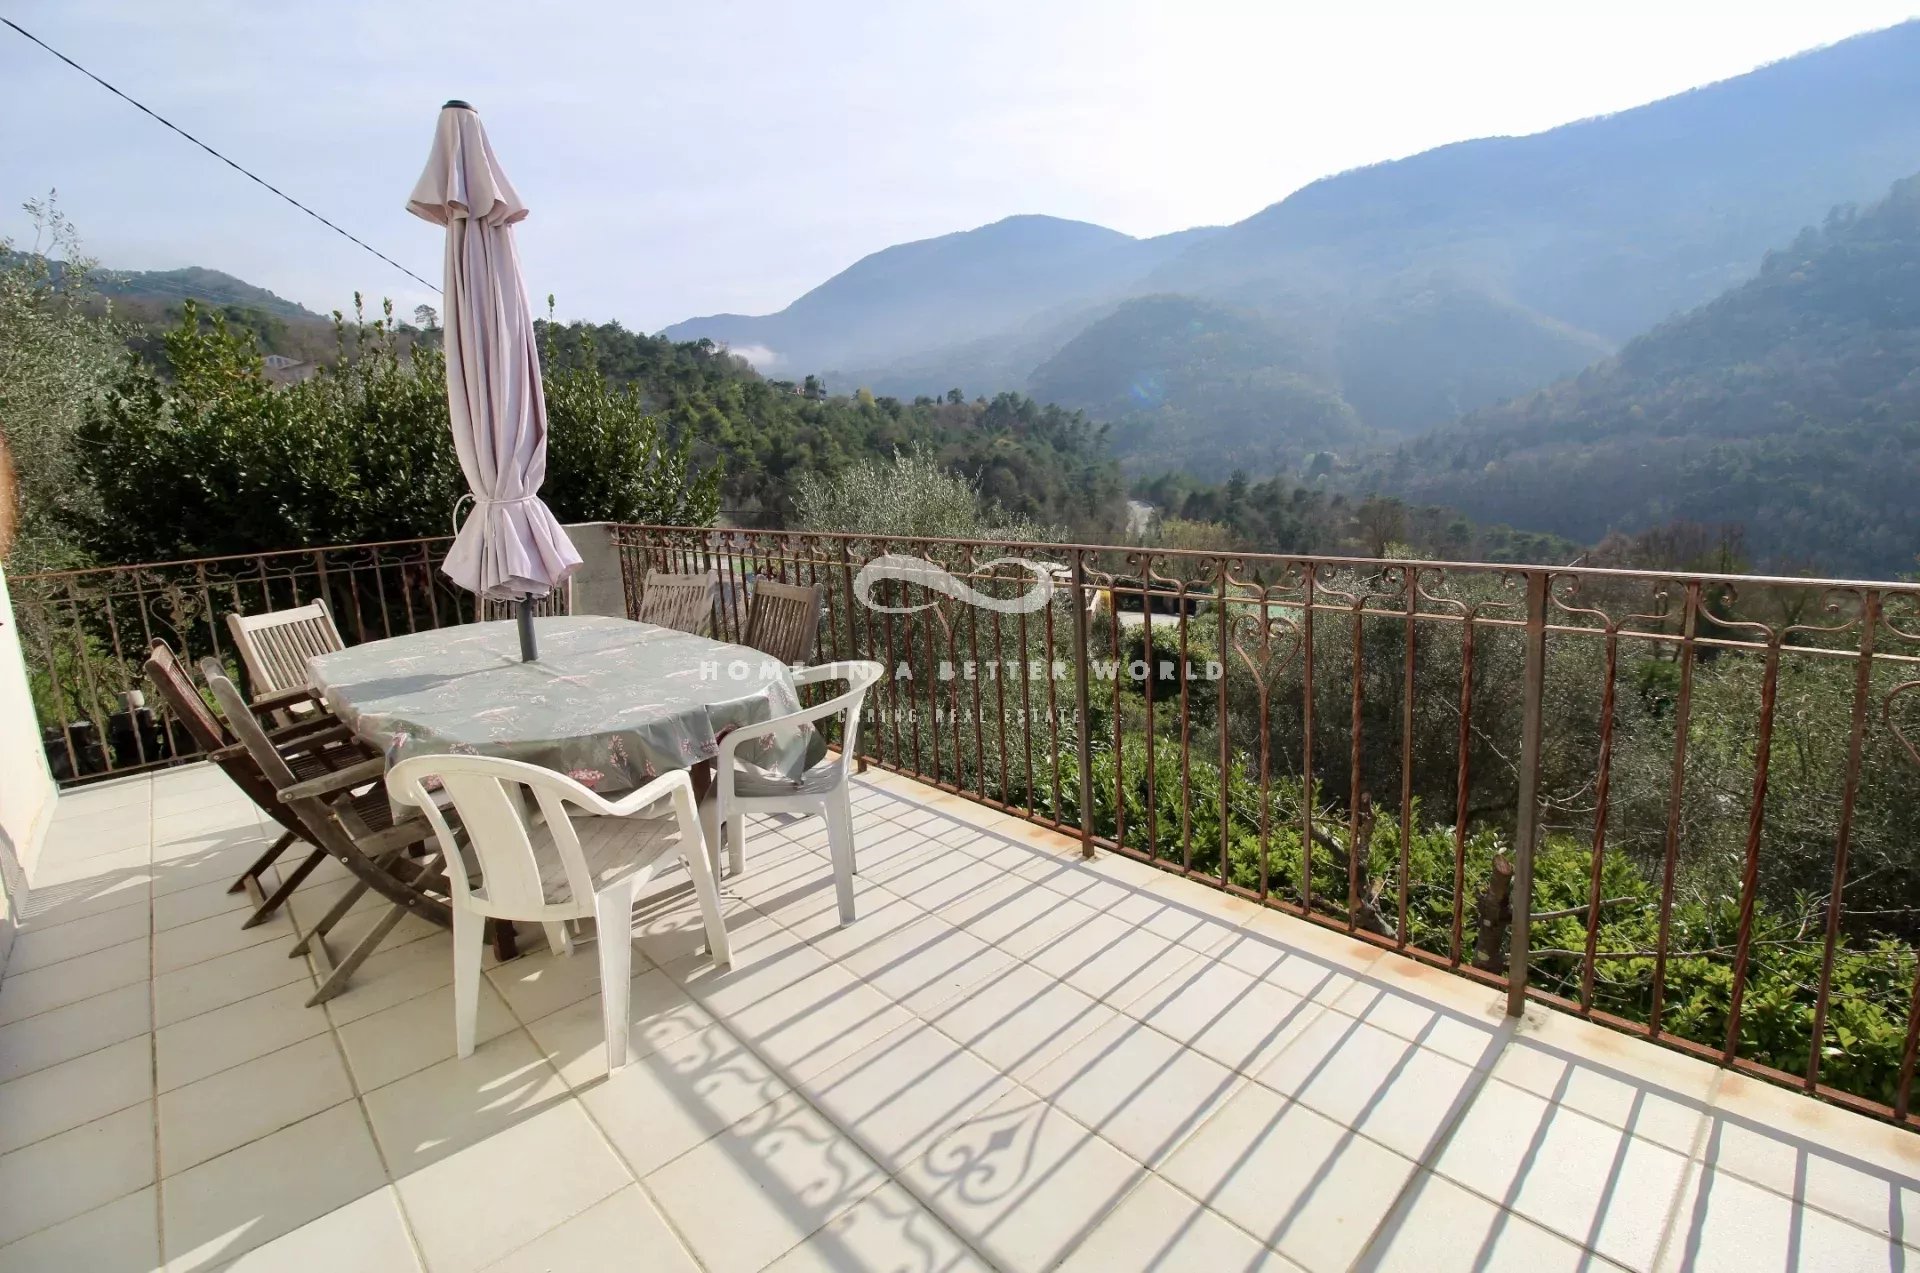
306, 614, 821, 959
310, 615, 820, 789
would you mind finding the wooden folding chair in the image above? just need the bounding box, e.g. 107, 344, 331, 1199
744, 579, 824, 668
225, 599, 344, 719
635, 571, 719, 636
144, 641, 371, 926
203, 664, 458, 1005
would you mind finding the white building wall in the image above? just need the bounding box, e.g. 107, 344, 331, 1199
0, 564, 57, 976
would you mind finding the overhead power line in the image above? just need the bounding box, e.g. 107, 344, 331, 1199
2, 16, 440, 294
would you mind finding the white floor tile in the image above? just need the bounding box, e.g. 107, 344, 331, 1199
339, 978, 518, 1092
804, 1020, 1014, 1170
396, 1102, 630, 1273
1030, 1014, 1245, 1167
1125, 956, 1330, 1075
161, 1102, 386, 1271
1356, 1170, 1621, 1272
761, 1180, 991, 1273
153, 941, 309, 1028
0, 939, 150, 1025
0, 1184, 158, 1273
213, 1185, 420, 1272
155, 980, 329, 1093
928, 961, 1121, 1083
5, 904, 150, 974
362, 1028, 569, 1174
1161, 1082, 1417, 1272
158, 1035, 354, 1175
898, 1087, 1145, 1273
1058, 1176, 1305, 1272
579, 1023, 789, 1178
0, 1103, 154, 1247
645, 1090, 886, 1273
481, 1186, 694, 1273
0, 981, 150, 1084
1433, 1080, 1693, 1271
524, 967, 711, 1088
0, 1034, 151, 1156
1252, 1008, 1488, 1161
1659, 1160, 1901, 1273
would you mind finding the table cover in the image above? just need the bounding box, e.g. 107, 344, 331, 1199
308, 615, 818, 792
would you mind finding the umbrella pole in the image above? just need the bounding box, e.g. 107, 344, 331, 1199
516, 596, 538, 662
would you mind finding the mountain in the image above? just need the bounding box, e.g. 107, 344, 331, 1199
94, 265, 325, 322
661, 215, 1221, 378
1029, 295, 1368, 477
1361, 174, 1920, 578
665, 21, 1920, 471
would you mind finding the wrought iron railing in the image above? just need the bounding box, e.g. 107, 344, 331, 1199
13, 524, 1920, 1125
614, 524, 1920, 1127
12, 535, 478, 781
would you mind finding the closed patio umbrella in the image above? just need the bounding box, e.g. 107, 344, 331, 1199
407, 99, 580, 660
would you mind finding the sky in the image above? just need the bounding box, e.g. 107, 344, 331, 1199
3, 1, 1917, 331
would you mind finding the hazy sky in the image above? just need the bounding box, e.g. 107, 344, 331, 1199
4, 1, 1916, 330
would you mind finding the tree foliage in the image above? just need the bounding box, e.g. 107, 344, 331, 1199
70, 300, 717, 561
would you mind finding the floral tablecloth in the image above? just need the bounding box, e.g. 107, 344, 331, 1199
308, 615, 819, 793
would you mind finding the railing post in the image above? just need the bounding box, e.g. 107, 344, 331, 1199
1507, 569, 1549, 1016
1071, 551, 1096, 861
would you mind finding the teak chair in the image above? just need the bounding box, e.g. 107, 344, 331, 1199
388, 754, 730, 1071
702, 660, 883, 925
225, 599, 344, 714
144, 640, 370, 925
635, 571, 719, 637
744, 580, 824, 668
205, 665, 455, 1005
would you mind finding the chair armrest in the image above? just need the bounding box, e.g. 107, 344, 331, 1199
271, 723, 357, 755
715, 685, 862, 770
591, 767, 696, 820
266, 714, 344, 742
250, 685, 321, 714
278, 757, 387, 802
352, 815, 436, 859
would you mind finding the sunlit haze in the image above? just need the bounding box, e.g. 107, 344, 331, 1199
3, 0, 1916, 327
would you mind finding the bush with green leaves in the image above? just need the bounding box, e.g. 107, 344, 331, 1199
70, 300, 717, 563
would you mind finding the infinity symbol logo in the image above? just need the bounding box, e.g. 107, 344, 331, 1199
853, 553, 1063, 615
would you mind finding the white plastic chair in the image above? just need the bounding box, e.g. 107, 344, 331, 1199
703, 660, 884, 925
386, 755, 731, 1071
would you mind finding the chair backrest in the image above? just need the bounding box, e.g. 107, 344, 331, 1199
226, 599, 344, 699
480, 577, 575, 623
636, 571, 718, 637
143, 640, 228, 753
386, 753, 607, 919
744, 580, 824, 667
203, 665, 300, 791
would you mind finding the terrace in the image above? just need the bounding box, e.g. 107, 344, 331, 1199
0, 524, 1917, 1270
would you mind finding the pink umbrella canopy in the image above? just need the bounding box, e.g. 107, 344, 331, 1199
406, 101, 581, 604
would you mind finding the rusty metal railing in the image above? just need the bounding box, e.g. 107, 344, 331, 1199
13, 535, 477, 782
614, 523, 1920, 1126
14, 525, 1920, 1125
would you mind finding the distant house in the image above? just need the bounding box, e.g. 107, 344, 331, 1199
261, 354, 317, 385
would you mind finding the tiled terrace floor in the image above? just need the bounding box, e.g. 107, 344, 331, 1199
3, 764, 1919, 1271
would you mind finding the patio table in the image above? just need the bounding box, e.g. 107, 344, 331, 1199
307, 614, 821, 792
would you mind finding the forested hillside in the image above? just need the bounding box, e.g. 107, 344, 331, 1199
540, 321, 1127, 534
1367, 174, 1920, 578
1029, 296, 1370, 478
666, 21, 1920, 470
